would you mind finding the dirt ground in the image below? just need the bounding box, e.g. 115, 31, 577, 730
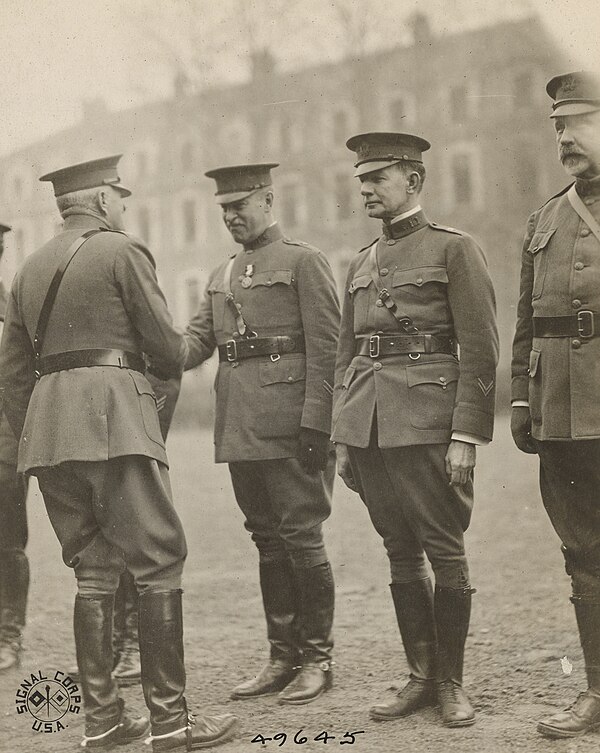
1, 416, 598, 753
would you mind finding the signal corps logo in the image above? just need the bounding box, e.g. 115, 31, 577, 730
15, 669, 81, 733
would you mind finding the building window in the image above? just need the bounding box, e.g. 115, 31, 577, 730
334, 172, 353, 221
452, 154, 474, 204
278, 115, 303, 155
445, 145, 483, 210
13, 176, 23, 200
177, 269, 208, 323
135, 152, 148, 179
181, 141, 195, 172
221, 117, 251, 162
183, 199, 197, 243
278, 179, 305, 229
331, 109, 349, 145
138, 206, 151, 243
513, 71, 534, 110
449, 84, 468, 123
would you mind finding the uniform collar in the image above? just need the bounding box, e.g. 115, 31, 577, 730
62, 211, 111, 232
243, 222, 283, 252
383, 207, 428, 240
576, 174, 600, 201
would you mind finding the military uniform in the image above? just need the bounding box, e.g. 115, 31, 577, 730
511, 71, 600, 740
185, 163, 339, 705
0, 157, 237, 751
334, 132, 498, 727
0, 224, 30, 670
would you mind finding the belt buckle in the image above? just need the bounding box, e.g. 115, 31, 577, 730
368, 335, 380, 358
577, 310, 594, 339
225, 340, 238, 361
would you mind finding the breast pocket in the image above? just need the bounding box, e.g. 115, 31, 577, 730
253, 356, 306, 438
348, 274, 374, 331
249, 270, 295, 328
392, 266, 449, 299
406, 360, 459, 430
528, 229, 556, 300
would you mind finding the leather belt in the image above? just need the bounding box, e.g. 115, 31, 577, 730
355, 334, 457, 358
218, 335, 305, 363
533, 311, 598, 339
36, 349, 146, 378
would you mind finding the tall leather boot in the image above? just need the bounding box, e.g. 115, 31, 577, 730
435, 585, 475, 727
370, 579, 437, 721
278, 561, 334, 705
75, 594, 149, 748
139, 590, 237, 751
231, 559, 299, 699
112, 571, 141, 686
538, 597, 600, 738
0, 549, 29, 671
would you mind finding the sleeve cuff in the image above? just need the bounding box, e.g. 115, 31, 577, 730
451, 431, 490, 446
511, 401, 530, 408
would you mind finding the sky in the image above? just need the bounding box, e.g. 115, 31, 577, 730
0, 0, 598, 157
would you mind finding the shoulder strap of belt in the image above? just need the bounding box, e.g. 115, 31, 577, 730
567, 184, 600, 245
368, 241, 418, 334
222, 253, 256, 339
33, 229, 104, 364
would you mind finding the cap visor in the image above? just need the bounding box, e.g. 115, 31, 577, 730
551, 102, 600, 118
114, 184, 132, 198
354, 159, 402, 178
215, 189, 256, 205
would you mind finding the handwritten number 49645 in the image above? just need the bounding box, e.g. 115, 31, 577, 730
250, 730, 365, 746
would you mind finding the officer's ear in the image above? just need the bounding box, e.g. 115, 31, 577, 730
97, 189, 110, 216
406, 171, 421, 195
264, 190, 274, 211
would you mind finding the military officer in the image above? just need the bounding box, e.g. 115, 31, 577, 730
185, 163, 339, 705
333, 133, 498, 727
0, 221, 29, 672
0, 156, 237, 750
511, 70, 600, 739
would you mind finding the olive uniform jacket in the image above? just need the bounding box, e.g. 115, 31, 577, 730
332, 210, 498, 448
0, 213, 187, 474
512, 184, 600, 440
185, 223, 340, 463
0, 279, 19, 468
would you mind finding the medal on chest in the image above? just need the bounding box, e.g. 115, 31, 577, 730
239, 263, 254, 289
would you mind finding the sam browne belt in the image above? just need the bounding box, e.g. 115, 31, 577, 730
355, 333, 457, 358
218, 335, 305, 362
533, 311, 598, 339
37, 348, 146, 377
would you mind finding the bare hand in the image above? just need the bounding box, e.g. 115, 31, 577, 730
445, 440, 476, 487
336, 443, 359, 493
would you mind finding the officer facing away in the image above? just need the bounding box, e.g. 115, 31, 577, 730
185, 163, 340, 705
333, 133, 498, 728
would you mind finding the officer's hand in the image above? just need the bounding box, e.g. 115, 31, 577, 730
298, 428, 330, 475
511, 405, 537, 454
445, 440, 476, 487
335, 443, 358, 493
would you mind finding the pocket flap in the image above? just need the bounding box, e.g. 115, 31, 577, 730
393, 266, 449, 288
528, 229, 556, 255
341, 365, 357, 389
129, 371, 156, 398
528, 349, 541, 378
252, 270, 293, 288
259, 356, 306, 386
406, 360, 459, 388
348, 274, 372, 294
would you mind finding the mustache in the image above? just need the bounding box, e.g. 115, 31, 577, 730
560, 148, 584, 160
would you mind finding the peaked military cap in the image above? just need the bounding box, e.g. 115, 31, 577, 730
346, 132, 431, 177
0, 222, 11, 234
39, 154, 131, 197
546, 70, 600, 118
205, 163, 279, 204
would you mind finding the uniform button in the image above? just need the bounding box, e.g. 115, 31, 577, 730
266, 280, 272, 286
416, 277, 423, 285
373, 361, 382, 371
584, 197, 594, 205
572, 299, 582, 309
581, 228, 591, 237
572, 339, 582, 349
439, 376, 447, 383
287, 376, 294, 382
380, 267, 389, 276
574, 262, 584, 271
386, 239, 396, 246
376, 299, 384, 307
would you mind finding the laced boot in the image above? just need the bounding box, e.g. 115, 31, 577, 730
75, 594, 148, 748
0, 549, 29, 671
435, 585, 476, 727
139, 590, 237, 751
112, 571, 141, 686
278, 562, 334, 705
370, 579, 437, 721
538, 596, 600, 738
231, 559, 299, 699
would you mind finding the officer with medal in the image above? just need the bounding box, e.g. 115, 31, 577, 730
0, 222, 30, 672
185, 163, 340, 705
333, 133, 498, 727
511, 70, 600, 739
0, 156, 237, 751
